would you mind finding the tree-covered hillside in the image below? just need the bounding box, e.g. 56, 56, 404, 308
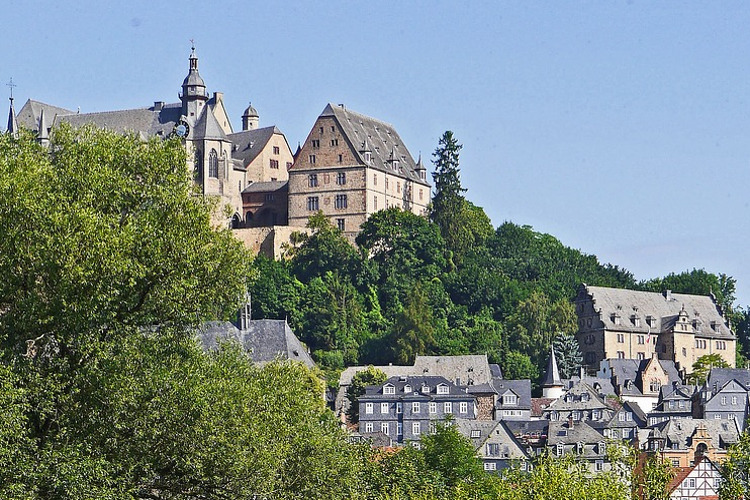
250, 131, 750, 386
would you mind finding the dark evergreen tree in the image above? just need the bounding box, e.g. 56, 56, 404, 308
552, 332, 583, 379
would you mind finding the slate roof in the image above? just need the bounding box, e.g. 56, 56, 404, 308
546, 382, 610, 412
362, 375, 471, 399
546, 420, 607, 458
541, 348, 563, 387
242, 180, 288, 194
565, 375, 616, 397
229, 126, 282, 166
582, 285, 733, 339
304, 103, 429, 186
603, 358, 681, 396
455, 419, 529, 460
493, 379, 532, 410
198, 319, 315, 368
651, 418, 740, 449
193, 105, 228, 141
411, 355, 494, 386
52, 102, 183, 139
706, 368, 750, 391
16, 99, 74, 131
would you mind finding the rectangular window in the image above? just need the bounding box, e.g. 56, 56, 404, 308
412, 402, 420, 414
397, 182, 401, 193
595, 460, 603, 472
365, 403, 373, 415
335, 194, 348, 209
338, 154, 343, 163
286, 161, 292, 169
337, 172, 346, 185
270, 159, 279, 169
381, 422, 389, 434
638, 335, 645, 345
483, 462, 497, 471
444, 402, 452, 414
460, 402, 468, 414
397, 422, 403, 436
419, 189, 423, 200
396, 402, 402, 414
381, 403, 389, 414
264, 194, 275, 202
311, 139, 320, 148
308, 173, 318, 187
429, 402, 437, 414
373, 197, 378, 210
336, 218, 345, 231
309, 154, 316, 164
306, 196, 319, 211
732, 396, 738, 405
373, 174, 377, 185
364, 422, 373, 433
722, 396, 727, 405
617, 351, 625, 359
273, 146, 280, 154
412, 422, 421, 436
617, 334, 624, 343
330, 139, 339, 146
637, 352, 645, 360
383, 385, 395, 395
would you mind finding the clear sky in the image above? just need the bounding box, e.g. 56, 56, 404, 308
5, 1, 750, 306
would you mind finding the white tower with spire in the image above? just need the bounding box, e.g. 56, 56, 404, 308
542, 347, 565, 399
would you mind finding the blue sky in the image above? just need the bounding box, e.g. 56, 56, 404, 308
5, 1, 750, 306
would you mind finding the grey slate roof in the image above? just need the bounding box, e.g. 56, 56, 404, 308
583, 285, 733, 339
546, 420, 608, 459
493, 379, 532, 410
411, 355, 494, 386
16, 99, 74, 131
541, 348, 563, 387
604, 358, 681, 397
547, 382, 610, 413
456, 419, 529, 460
242, 180, 288, 194
229, 126, 281, 166
706, 368, 750, 391
198, 319, 315, 368
565, 375, 616, 397
362, 375, 470, 398
193, 105, 228, 141
52, 102, 183, 139
651, 418, 739, 449
314, 103, 429, 187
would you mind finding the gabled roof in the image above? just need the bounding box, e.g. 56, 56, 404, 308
494, 379, 532, 410
300, 103, 429, 186
580, 285, 733, 339
603, 358, 681, 396
229, 125, 283, 166
198, 319, 315, 369
541, 348, 563, 387
547, 382, 609, 412
16, 99, 74, 131
667, 456, 721, 496
242, 180, 288, 194
652, 418, 739, 449
51, 102, 182, 139
456, 419, 529, 460
193, 105, 228, 141
707, 368, 750, 391
412, 354, 494, 386
546, 420, 606, 452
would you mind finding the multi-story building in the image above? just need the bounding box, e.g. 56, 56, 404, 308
666, 456, 722, 500
648, 384, 697, 426
543, 381, 614, 424
358, 375, 477, 444
457, 419, 529, 472
546, 419, 613, 473
596, 355, 682, 413
646, 419, 739, 468
575, 285, 736, 373
288, 103, 430, 238
696, 371, 749, 429
12, 46, 293, 229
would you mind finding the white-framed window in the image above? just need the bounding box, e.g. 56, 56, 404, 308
429, 402, 437, 414
436, 384, 449, 395
595, 460, 603, 472
412, 422, 421, 436
556, 443, 563, 456
396, 402, 402, 414
364, 422, 373, 433
471, 430, 481, 438
722, 396, 727, 406
365, 403, 373, 415
460, 402, 468, 414
412, 402, 420, 414
397, 422, 403, 436
483, 462, 497, 471
403, 384, 411, 393
504, 394, 517, 405
383, 384, 395, 395
381, 403, 389, 414
381, 422, 389, 434
732, 396, 738, 405
444, 402, 452, 414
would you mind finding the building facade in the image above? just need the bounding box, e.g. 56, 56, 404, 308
575, 285, 736, 373
288, 103, 430, 238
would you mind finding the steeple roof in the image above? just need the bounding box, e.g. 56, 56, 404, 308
542, 347, 563, 387
193, 106, 228, 141
6, 96, 18, 138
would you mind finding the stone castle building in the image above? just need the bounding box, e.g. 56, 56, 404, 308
575, 285, 736, 373
9, 46, 294, 229
288, 103, 430, 239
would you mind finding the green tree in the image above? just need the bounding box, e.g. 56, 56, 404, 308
720, 427, 750, 499
687, 353, 731, 386
391, 283, 437, 364
420, 420, 487, 493
634, 452, 674, 500
552, 332, 583, 379
346, 365, 388, 423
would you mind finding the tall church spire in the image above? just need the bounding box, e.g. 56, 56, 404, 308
6, 78, 18, 139
542, 347, 564, 399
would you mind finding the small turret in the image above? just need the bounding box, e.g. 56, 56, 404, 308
542, 347, 564, 399
180, 44, 208, 123
37, 107, 49, 146
241, 102, 259, 131
414, 152, 427, 180
6, 78, 18, 139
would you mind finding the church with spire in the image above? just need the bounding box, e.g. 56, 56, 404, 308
6, 45, 294, 229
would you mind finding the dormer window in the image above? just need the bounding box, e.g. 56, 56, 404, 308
383, 384, 395, 395
556, 443, 564, 456
598, 442, 606, 454
581, 393, 590, 402
611, 313, 621, 325
631, 315, 640, 327
576, 442, 583, 454
436, 384, 449, 395
504, 394, 517, 405
403, 384, 411, 393
646, 315, 655, 327
421, 385, 430, 394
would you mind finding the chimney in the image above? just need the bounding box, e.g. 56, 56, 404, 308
665, 290, 672, 302
153, 101, 165, 111
213, 91, 223, 103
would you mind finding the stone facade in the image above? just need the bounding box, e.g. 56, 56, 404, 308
575, 285, 736, 373
288, 104, 430, 238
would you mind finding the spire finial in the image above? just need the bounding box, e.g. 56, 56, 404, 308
7, 78, 16, 101
190, 38, 195, 51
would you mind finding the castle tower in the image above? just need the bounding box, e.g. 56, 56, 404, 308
180, 44, 208, 127
241, 102, 259, 131
542, 347, 565, 399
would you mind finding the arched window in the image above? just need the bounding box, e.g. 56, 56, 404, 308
208, 149, 219, 178
231, 213, 241, 229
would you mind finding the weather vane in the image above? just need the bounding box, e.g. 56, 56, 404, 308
7, 77, 16, 99
190, 38, 195, 49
